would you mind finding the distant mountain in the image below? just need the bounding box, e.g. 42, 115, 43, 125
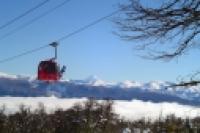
0, 72, 200, 106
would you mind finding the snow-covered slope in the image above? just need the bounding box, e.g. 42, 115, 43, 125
0, 72, 200, 106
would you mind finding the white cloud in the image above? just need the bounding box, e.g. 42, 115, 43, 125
0, 97, 200, 121
114, 100, 200, 121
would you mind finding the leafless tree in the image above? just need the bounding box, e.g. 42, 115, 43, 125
114, 0, 200, 86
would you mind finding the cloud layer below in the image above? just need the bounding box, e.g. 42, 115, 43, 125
0, 97, 199, 121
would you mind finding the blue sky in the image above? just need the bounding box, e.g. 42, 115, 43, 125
0, 0, 199, 82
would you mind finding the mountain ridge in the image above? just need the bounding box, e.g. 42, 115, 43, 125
0, 72, 199, 106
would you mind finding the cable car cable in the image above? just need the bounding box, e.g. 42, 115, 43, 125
0, 8, 122, 64
57, 9, 121, 42
0, 0, 72, 41
0, 45, 49, 63
0, 0, 51, 31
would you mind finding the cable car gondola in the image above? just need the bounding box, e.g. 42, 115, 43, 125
37, 42, 66, 81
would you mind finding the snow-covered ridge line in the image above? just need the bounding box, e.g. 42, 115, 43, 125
0, 72, 200, 106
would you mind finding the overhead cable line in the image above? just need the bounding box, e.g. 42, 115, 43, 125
0, 0, 50, 30
0, 0, 72, 41
0, 45, 49, 63
57, 9, 120, 42
0, 8, 122, 64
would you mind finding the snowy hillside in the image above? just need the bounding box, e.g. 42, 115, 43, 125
0, 72, 200, 106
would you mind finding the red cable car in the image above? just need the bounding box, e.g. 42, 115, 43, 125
37, 42, 66, 81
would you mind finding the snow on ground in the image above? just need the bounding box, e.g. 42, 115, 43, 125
0, 97, 199, 121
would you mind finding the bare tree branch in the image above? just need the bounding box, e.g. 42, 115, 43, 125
114, 0, 200, 87
114, 0, 200, 59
